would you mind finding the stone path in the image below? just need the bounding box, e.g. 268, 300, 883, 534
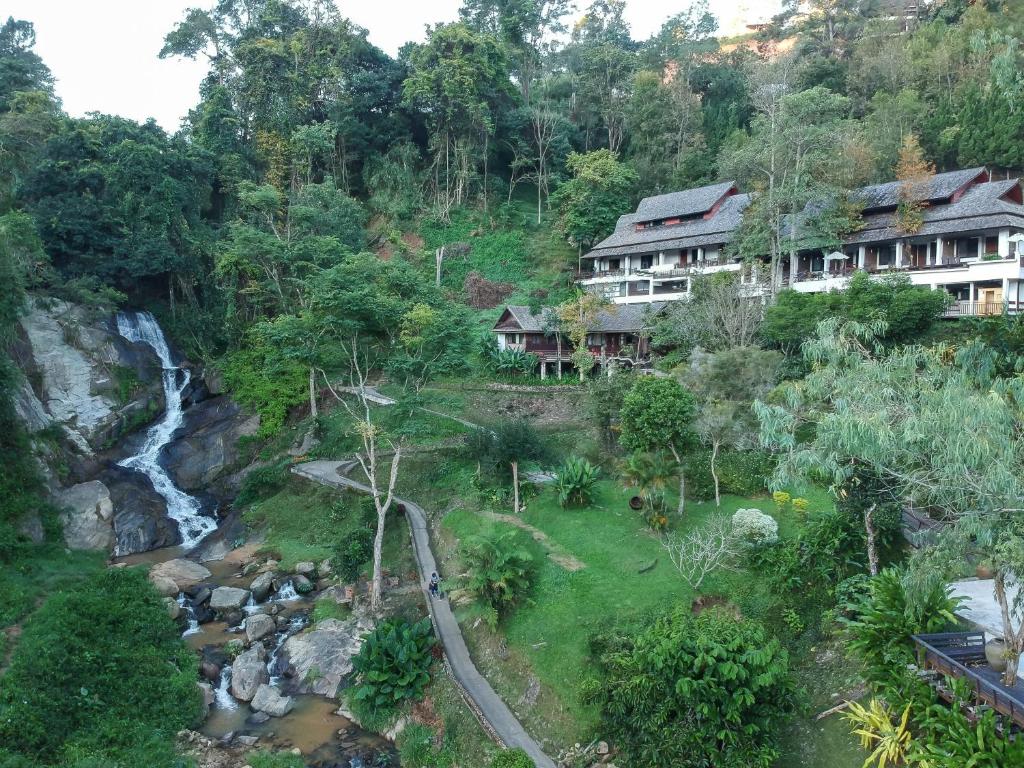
291, 460, 557, 768
481, 511, 586, 572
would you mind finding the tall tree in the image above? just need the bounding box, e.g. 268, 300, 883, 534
551, 149, 637, 254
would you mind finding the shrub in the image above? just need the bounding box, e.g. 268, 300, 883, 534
732, 508, 779, 547
684, 449, 775, 501
586, 607, 793, 768
0, 568, 202, 763
490, 748, 535, 768
335, 526, 373, 582
843, 568, 961, 691
457, 530, 535, 629
236, 460, 290, 507
351, 618, 435, 713
555, 456, 601, 507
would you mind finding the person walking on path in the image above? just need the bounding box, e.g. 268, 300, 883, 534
429, 571, 441, 598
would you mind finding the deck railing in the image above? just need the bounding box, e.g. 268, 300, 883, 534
943, 300, 1022, 317
913, 631, 1024, 729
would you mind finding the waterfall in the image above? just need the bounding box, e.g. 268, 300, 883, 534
267, 613, 308, 685
115, 310, 217, 549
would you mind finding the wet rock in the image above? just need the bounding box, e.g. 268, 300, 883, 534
282, 616, 371, 698
246, 711, 271, 726
160, 396, 260, 499
251, 684, 295, 717
293, 575, 314, 594
230, 645, 268, 702
200, 661, 221, 681
294, 561, 316, 579
104, 466, 181, 555
150, 559, 212, 591
242, 561, 261, 577
249, 571, 277, 602
259, 559, 279, 574
53, 480, 115, 551
245, 614, 276, 643
194, 604, 216, 624
191, 586, 212, 605
235, 734, 260, 747
210, 586, 250, 612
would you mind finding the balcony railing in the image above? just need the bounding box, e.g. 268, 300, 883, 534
943, 300, 1022, 317
913, 631, 1024, 729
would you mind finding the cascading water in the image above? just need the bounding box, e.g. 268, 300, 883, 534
115, 310, 217, 549
267, 613, 308, 685
214, 665, 238, 711
177, 592, 201, 636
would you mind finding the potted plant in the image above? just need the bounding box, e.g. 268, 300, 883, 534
986, 636, 1009, 672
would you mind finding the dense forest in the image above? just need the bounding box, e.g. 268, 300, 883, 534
4, 0, 1024, 766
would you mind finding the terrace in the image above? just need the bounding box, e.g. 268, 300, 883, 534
912, 631, 1024, 729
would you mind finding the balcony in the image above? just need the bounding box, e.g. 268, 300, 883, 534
943, 300, 1022, 317
912, 631, 1024, 729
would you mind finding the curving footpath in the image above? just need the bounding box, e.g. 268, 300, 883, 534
291, 460, 556, 768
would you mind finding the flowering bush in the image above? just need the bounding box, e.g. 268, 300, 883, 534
732, 508, 779, 547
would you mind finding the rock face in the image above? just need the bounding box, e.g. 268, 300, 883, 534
150, 559, 212, 591
161, 396, 260, 500
282, 617, 371, 698
102, 466, 181, 555
230, 645, 268, 702
14, 299, 163, 453
245, 613, 276, 643
250, 684, 295, 717
210, 587, 250, 612
54, 480, 115, 551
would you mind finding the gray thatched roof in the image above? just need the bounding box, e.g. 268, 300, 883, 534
493, 303, 668, 334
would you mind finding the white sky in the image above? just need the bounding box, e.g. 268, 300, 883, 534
5, 0, 780, 132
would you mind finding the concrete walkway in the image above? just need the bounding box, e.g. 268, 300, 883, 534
291, 460, 556, 768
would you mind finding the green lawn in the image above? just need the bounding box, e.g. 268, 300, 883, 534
439, 478, 835, 750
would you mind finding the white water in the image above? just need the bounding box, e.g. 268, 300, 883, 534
215, 665, 238, 711
267, 613, 307, 686
177, 592, 201, 636
272, 580, 301, 602
115, 311, 217, 550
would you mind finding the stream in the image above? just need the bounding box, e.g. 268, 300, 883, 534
112, 312, 394, 765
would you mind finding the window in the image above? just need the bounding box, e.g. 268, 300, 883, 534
810, 255, 824, 273
607, 258, 621, 271
585, 333, 602, 346
640, 255, 654, 269
876, 244, 896, 267
506, 333, 521, 345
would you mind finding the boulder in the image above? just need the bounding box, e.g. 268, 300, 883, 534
245, 614, 277, 643
250, 684, 295, 717
282, 617, 371, 698
198, 682, 215, 714
210, 587, 250, 612
230, 645, 268, 702
150, 559, 212, 591
54, 481, 116, 551
318, 559, 333, 577
294, 562, 316, 579
164, 596, 182, 620
152, 576, 180, 598
191, 586, 212, 606
249, 571, 277, 602
293, 575, 314, 594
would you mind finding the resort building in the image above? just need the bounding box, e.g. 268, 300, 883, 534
491, 303, 665, 379
579, 168, 1024, 316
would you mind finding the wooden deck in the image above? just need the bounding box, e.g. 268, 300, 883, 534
913, 631, 1024, 729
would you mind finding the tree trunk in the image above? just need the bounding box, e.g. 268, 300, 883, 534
669, 444, 686, 516
308, 366, 318, 420
864, 503, 879, 577
711, 440, 720, 507
995, 571, 1024, 687
371, 504, 386, 611
556, 335, 562, 379
512, 460, 520, 514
